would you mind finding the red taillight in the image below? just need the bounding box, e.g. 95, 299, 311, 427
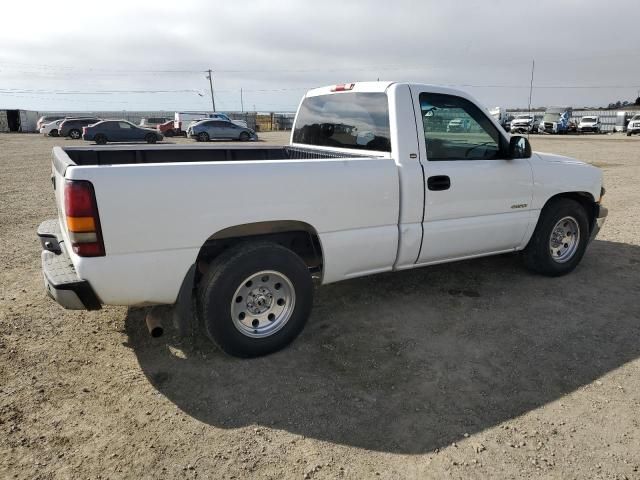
331, 83, 355, 92
82, 126, 87, 135
64, 180, 105, 257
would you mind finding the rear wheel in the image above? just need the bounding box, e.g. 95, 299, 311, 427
94, 134, 107, 145
69, 129, 81, 139
198, 242, 313, 357
197, 132, 210, 142
522, 198, 589, 276
145, 133, 157, 144
239, 131, 250, 141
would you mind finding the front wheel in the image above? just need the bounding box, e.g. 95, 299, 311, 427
50, 129, 59, 137
522, 198, 589, 276
239, 131, 250, 141
145, 133, 157, 144
197, 132, 210, 142
198, 242, 313, 357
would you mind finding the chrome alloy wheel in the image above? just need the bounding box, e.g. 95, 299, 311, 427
230, 270, 296, 338
549, 216, 580, 263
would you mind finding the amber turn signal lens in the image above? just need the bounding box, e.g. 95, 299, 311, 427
66, 216, 96, 232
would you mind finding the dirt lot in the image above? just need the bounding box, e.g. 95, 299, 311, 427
1, 132, 639, 479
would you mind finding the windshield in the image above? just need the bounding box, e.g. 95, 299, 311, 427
292, 92, 391, 152
515, 116, 532, 121
581, 117, 596, 122
631, 115, 640, 121
543, 113, 561, 122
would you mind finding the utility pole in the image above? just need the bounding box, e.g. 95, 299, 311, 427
527, 59, 535, 139
206, 69, 216, 112
240, 88, 244, 112
528, 59, 535, 115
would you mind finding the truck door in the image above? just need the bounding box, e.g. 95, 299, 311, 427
410, 87, 533, 264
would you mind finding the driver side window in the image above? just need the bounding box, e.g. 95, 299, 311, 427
420, 92, 504, 161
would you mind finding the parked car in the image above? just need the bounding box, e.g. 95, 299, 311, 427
82, 120, 164, 144
446, 118, 471, 132
577, 116, 601, 134
59, 118, 101, 139
510, 115, 534, 134
627, 114, 640, 136
139, 117, 171, 129
39, 118, 66, 137
37, 115, 65, 130
174, 111, 249, 134
37, 81, 606, 358
187, 119, 257, 142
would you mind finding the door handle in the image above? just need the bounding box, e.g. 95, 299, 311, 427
427, 175, 451, 191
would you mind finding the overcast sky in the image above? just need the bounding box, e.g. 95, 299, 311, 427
1, 0, 639, 112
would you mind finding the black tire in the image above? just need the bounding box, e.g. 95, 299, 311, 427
94, 134, 107, 145
69, 129, 81, 139
145, 133, 157, 144
239, 131, 250, 141
627, 132, 632, 137
522, 198, 590, 277
50, 129, 59, 137
197, 132, 210, 142
198, 242, 313, 357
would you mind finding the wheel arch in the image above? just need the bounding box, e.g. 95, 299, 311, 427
172, 220, 324, 336
196, 220, 325, 275
540, 191, 598, 234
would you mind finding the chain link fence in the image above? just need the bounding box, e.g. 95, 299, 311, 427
40, 110, 296, 132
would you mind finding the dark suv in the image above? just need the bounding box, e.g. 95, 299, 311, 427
59, 118, 101, 139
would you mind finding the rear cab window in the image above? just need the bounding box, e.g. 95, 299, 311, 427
292, 92, 391, 152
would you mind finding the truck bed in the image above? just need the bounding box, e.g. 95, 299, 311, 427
56, 144, 364, 170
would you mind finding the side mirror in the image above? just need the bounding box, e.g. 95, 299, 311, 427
508, 135, 531, 159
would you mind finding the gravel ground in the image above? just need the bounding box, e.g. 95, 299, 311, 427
1, 132, 639, 479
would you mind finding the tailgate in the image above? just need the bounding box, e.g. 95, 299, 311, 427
52, 150, 70, 244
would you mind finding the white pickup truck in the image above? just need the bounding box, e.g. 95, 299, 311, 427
38, 82, 607, 357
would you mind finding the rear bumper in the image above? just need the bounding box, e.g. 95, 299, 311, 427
38, 219, 101, 310
590, 205, 608, 242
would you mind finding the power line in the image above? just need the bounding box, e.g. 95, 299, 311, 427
0, 88, 203, 95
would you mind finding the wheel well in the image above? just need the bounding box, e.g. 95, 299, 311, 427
195, 221, 324, 280
543, 192, 598, 232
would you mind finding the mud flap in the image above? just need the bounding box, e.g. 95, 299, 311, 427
171, 264, 197, 337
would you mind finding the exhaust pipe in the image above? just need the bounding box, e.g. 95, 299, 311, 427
145, 309, 164, 338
